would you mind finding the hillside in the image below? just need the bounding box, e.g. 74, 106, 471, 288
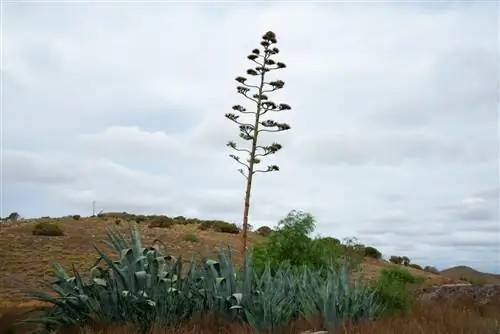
440, 265, 500, 285
0, 214, 453, 306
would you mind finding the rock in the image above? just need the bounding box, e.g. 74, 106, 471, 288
418, 283, 500, 305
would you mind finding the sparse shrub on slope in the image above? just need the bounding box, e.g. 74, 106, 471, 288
148, 216, 175, 228
32, 222, 64, 236
72, 215, 81, 220
364, 246, 382, 259
198, 220, 240, 234
256, 225, 273, 236
182, 233, 200, 243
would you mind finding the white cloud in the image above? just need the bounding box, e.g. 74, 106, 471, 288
2, 2, 498, 273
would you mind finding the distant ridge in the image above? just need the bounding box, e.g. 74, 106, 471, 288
440, 265, 500, 284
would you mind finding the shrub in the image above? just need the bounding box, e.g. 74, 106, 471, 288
97, 213, 105, 219
198, 221, 211, 230
389, 255, 403, 265
252, 210, 363, 276
369, 267, 418, 316
402, 256, 410, 266
148, 216, 175, 228
134, 215, 147, 223
32, 222, 64, 236
114, 219, 121, 226
364, 246, 382, 259
213, 221, 239, 234
72, 215, 81, 220
256, 225, 273, 236
182, 233, 200, 243
197, 220, 239, 234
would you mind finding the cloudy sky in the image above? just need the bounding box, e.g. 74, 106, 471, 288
2, 1, 499, 273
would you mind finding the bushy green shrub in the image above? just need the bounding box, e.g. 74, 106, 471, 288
32, 222, 64, 236
182, 233, 199, 243
369, 267, 418, 316
252, 211, 364, 276
24, 220, 383, 333
256, 225, 273, 236
364, 246, 382, 259
72, 215, 81, 220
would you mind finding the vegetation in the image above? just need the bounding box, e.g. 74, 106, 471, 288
31, 222, 64, 236
182, 233, 200, 243
21, 221, 382, 333
368, 267, 421, 316
255, 225, 273, 236
198, 220, 240, 234
226, 30, 292, 252
2, 30, 497, 334
364, 246, 382, 259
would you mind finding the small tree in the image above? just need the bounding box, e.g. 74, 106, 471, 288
389, 255, 403, 265
226, 31, 291, 252
401, 256, 411, 266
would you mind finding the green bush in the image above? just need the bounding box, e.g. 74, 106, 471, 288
72, 215, 81, 220
256, 225, 273, 236
369, 267, 418, 316
252, 210, 363, 276
182, 233, 200, 243
197, 220, 239, 234
32, 222, 64, 236
364, 246, 382, 259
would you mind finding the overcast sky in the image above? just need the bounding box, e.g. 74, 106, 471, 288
2, 1, 499, 273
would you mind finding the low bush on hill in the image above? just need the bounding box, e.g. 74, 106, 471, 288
32, 222, 64, 236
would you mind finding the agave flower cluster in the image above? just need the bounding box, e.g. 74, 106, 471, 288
25, 222, 383, 333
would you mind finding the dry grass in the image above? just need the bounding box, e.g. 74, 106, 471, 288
0, 216, 453, 305
1, 298, 499, 334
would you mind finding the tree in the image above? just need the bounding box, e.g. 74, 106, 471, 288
226, 31, 291, 252
401, 256, 410, 266
364, 246, 383, 259
5, 212, 20, 222
389, 255, 403, 265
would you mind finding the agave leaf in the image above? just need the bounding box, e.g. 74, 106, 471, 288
93, 245, 131, 293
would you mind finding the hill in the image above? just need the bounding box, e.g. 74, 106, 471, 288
440, 265, 500, 285
0, 214, 454, 306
